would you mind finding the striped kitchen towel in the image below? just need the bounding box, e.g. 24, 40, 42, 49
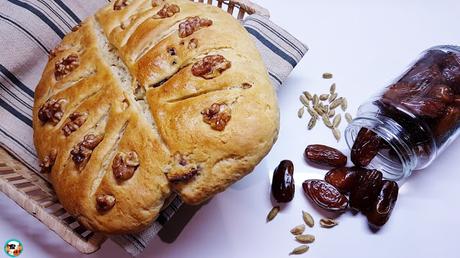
0, 0, 307, 256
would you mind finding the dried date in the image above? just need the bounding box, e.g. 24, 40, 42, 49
304, 144, 347, 168
401, 97, 446, 118
366, 180, 399, 228
271, 160, 295, 203
442, 52, 460, 88
349, 169, 383, 212
434, 106, 460, 142
351, 128, 382, 167
324, 167, 364, 194
302, 179, 348, 212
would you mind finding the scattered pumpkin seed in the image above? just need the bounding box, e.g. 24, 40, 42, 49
330, 83, 336, 94
302, 210, 314, 227
308, 117, 317, 130
314, 106, 324, 116
290, 224, 306, 235
341, 98, 348, 111
267, 206, 280, 222
333, 114, 341, 128
320, 218, 338, 228
329, 92, 338, 102
332, 128, 341, 141
313, 94, 319, 106
295, 234, 315, 244
330, 97, 343, 109
299, 94, 309, 107
319, 94, 329, 101
345, 113, 353, 123
328, 109, 335, 118
303, 91, 313, 101
322, 72, 333, 79
322, 115, 333, 128
298, 107, 305, 118
290, 245, 309, 255
307, 106, 318, 118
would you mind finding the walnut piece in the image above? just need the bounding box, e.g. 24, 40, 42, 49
242, 82, 253, 89
39, 148, 57, 173
55, 53, 79, 80
151, 0, 164, 7
201, 103, 232, 131
168, 166, 201, 184
96, 194, 116, 212
49, 44, 69, 60
112, 151, 140, 181
113, 0, 129, 10
153, 4, 180, 18
191, 55, 231, 79
178, 16, 213, 38
62, 112, 88, 136
188, 38, 198, 49
38, 98, 67, 125
70, 134, 103, 170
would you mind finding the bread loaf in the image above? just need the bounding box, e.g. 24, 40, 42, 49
33, 0, 279, 234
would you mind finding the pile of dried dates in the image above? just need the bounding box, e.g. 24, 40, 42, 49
271, 142, 399, 229
303, 144, 398, 229
375, 48, 460, 161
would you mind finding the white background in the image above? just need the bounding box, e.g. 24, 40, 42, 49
2, 0, 460, 257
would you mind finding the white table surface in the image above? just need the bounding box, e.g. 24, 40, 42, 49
2, 0, 460, 257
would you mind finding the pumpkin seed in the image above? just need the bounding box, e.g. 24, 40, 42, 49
290, 245, 309, 255
328, 109, 335, 118
329, 92, 338, 102
330, 83, 336, 94
266, 206, 280, 222
319, 94, 329, 101
341, 98, 348, 111
333, 114, 341, 128
303, 91, 313, 101
345, 113, 353, 123
299, 95, 309, 107
298, 107, 305, 118
322, 72, 333, 79
307, 106, 318, 118
295, 234, 315, 244
320, 218, 338, 228
313, 94, 319, 106
314, 106, 324, 116
330, 97, 343, 109
302, 210, 314, 227
332, 128, 341, 141
322, 115, 333, 128
290, 224, 306, 235
308, 117, 317, 130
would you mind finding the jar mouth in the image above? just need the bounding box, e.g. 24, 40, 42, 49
345, 115, 415, 181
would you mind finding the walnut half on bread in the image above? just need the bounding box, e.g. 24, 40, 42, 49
33, 0, 279, 234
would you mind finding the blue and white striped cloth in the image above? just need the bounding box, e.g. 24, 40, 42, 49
0, 0, 307, 256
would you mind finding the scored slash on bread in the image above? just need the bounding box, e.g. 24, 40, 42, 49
33, 0, 278, 234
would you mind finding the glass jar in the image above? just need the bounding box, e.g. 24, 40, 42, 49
345, 45, 460, 181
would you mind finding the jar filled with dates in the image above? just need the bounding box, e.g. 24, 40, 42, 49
345, 46, 460, 181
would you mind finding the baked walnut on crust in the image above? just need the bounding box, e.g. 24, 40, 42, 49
191, 55, 231, 79
55, 53, 79, 80
38, 98, 67, 125
62, 112, 88, 136
112, 151, 140, 181
70, 134, 103, 170
113, 0, 129, 10
168, 166, 201, 184
201, 103, 232, 131
39, 148, 57, 173
96, 194, 116, 212
178, 16, 213, 38
153, 4, 180, 18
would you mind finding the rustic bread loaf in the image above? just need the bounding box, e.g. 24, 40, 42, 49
33, 0, 279, 234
